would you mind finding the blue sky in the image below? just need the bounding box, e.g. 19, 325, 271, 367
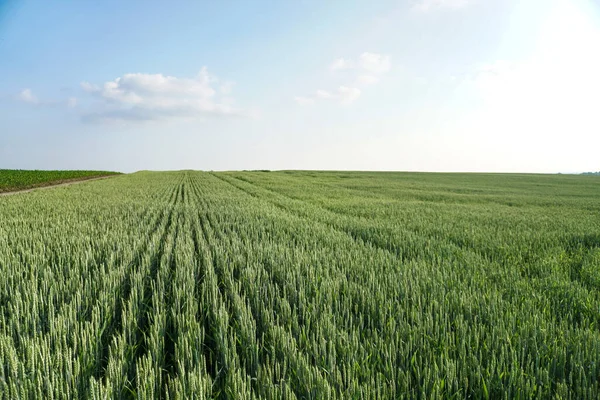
1, 0, 599, 173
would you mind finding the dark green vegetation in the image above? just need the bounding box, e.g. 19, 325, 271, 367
0, 171, 599, 399
0, 169, 120, 193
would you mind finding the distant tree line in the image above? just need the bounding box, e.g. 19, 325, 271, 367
582, 171, 600, 175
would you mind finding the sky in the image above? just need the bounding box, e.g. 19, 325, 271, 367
1, 0, 599, 173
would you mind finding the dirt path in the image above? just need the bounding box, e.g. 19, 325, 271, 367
0, 175, 119, 197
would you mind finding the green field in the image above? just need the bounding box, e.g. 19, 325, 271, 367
1, 171, 599, 399
0, 169, 121, 193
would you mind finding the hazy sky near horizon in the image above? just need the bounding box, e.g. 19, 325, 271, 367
1, 0, 599, 173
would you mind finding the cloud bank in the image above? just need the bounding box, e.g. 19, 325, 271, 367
18, 89, 38, 104
296, 52, 391, 106
80, 67, 248, 122
17, 88, 76, 109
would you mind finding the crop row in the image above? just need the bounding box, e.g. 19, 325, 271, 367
0, 169, 120, 193
0, 171, 598, 398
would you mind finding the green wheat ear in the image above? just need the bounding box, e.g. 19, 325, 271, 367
0, 170, 599, 398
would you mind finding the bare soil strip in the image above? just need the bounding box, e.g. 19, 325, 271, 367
0, 175, 119, 197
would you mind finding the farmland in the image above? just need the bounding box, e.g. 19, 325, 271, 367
0, 169, 120, 193
0, 170, 599, 398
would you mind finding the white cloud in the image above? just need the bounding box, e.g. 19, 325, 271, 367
330, 58, 353, 71
358, 52, 391, 74
80, 67, 248, 122
81, 82, 99, 92
338, 86, 361, 104
18, 89, 38, 104
296, 52, 389, 106
294, 96, 315, 106
316, 87, 362, 103
412, 0, 471, 12
330, 53, 392, 75
17, 88, 76, 109
295, 86, 361, 106
316, 90, 334, 99
356, 75, 380, 85
220, 81, 235, 95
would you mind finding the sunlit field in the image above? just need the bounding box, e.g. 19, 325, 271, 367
1, 171, 599, 398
